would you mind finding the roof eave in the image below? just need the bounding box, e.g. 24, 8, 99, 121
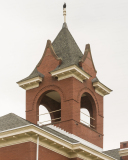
0, 124, 116, 160
17, 76, 43, 90
50, 65, 91, 83
93, 81, 112, 96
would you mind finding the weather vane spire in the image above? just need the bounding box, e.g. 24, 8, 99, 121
63, 3, 66, 23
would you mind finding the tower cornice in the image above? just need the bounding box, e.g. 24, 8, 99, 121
50, 65, 91, 83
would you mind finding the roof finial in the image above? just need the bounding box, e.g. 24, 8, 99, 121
63, 3, 66, 23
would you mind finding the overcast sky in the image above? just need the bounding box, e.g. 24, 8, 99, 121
0, 0, 128, 151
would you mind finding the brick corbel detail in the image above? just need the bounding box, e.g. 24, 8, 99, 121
79, 44, 97, 73
37, 40, 62, 67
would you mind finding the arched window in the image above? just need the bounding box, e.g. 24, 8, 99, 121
80, 93, 96, 129
39, 105, 51, 125
80, 108, 90, 127
37, 90, 61, 125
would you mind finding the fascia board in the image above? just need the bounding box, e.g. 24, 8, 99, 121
17, 77, 42, 86
120, 148, 128, 151
119, 148, 128, 156
0, 124, 116, 160
95, 89, 105, 97
93, 82, 112, 96
50, 65, 76, 75
72, 143, 117, 160
0, 125, 75, 148
58, 73, 83, 83
0, 124, 33, 135
51, 65, 91, 82
73, 65, 90, 79
93, 82, 112, 93
51, 65, 90, 77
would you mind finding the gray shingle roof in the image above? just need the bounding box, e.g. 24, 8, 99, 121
18, 23, 84, 82
52, 23, 83, 71
0, 113, 78, 144
103, 149, 120, 160
0, 113, 31, 132
1, 113, 122, 157
92, 77, 99, 83
17, 68, 44, 83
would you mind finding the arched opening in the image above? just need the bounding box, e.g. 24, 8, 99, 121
38, 90, 61, 125
80, 93, 96, 129
80, 108, 90, 127
39, 105, 51, 125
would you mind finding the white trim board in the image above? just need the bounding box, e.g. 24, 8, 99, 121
51, 65, 91, 83
17, 77, 43, 90
0, 124, 116, 160
93, 81, 112, 97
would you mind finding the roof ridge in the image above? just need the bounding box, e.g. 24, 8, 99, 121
66, 28, 83, 56
11, 113, 34, 124
0, 113, 15, 118
0, 113, 31, 123
0, 113, 31, 132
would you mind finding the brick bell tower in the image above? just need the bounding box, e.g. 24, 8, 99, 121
17, 4, 112, 149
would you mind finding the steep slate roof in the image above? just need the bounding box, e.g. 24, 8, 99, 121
103, 149, 120, 160
18, 23, 83, 82
52, 23, 83, 71
17, 68, 44, 83
0, 113, 78, 144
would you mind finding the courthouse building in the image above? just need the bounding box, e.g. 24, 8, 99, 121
0, 4, 127, 160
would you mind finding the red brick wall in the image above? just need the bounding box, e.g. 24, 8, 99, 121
38, 144, 69, 160
121, 156, 128, 160
55, 119, 103, 148
0, 142, 32, 160
25, 46, 104, 148
120, 141, 128, 149
82, 51, 96, 78
0, 142, 70, 160
120, 141, 128, 160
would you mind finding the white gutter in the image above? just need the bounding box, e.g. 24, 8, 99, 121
0, 124, 117, 160
36, 135, 39, 160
